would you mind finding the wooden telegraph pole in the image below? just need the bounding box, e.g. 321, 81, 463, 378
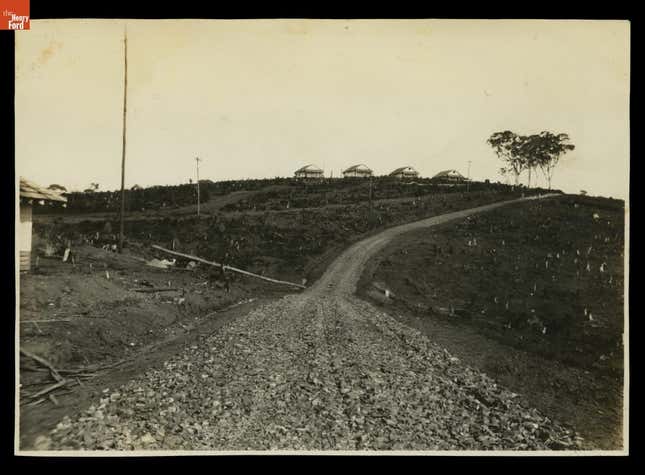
118, 26, 128, 253
195, 157, 201, 218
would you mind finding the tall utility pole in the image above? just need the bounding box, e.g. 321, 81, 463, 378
467, 160, 472, 193
195, 157, 201, 218
118, 26, 128, 253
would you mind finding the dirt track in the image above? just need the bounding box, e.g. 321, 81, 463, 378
39, 194, 582, 451
312, 194, 557, 296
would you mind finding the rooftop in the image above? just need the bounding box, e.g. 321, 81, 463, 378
20, 178, 68, 204
433, 169, 466, 178
295, 164, 324, 173
390, 166, 418, 176
343, 164, 372, 173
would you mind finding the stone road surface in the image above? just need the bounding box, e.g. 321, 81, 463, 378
44, 194, 582, 451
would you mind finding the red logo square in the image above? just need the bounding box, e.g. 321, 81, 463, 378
1, 0, 30, 30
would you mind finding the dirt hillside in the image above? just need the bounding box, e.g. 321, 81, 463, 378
358, 194, 625, 449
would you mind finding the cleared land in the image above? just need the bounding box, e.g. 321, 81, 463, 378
35, 195, 582, 451
358, 195, 625, 449
21, 182, 540, 447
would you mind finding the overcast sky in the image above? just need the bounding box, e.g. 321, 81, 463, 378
15, 19, 630, 199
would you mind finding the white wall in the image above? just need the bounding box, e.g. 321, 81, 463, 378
19, 204, 32, 261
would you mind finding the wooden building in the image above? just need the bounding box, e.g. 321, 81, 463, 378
294, 164, 324, 180
342, 164, 373, 178
19, 178, 67, 272
431, 169, 468, 183
389, 166, 419, 180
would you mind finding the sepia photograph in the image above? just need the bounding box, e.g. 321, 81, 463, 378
14, 18, 629, 454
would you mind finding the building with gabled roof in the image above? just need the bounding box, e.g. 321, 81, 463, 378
389, 166, 419, 179
342, 164, 372, 178
294, 164, 324, 180
431, 169, 468, 183
19, 178, 67, 272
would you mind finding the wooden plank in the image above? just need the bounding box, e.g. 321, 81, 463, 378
20, 349, 64, 382
20, 251, 31, 272
151, 245, 306, 289
25, 380, 68, 400
131, 288, 182, 293
20, 319, 72, 324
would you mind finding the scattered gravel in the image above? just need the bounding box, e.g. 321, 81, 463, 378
44, 196, 581, 451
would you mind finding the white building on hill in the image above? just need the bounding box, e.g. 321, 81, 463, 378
432, 169, 468, 183
342, 164, 373, 178
390, 166, 419, 179
294, 164, 324, 179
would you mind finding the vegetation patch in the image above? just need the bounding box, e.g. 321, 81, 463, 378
358, 194, 625, 448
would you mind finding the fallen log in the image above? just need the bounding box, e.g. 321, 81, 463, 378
25, 398, 47, 408
25, 380, 68, 400
20, 319, 72, 324
151, 245, 306, 289
20, 349, 64, 383
23, 367, 96, 379
131, 287, 182, 293
50, 359, 127, 376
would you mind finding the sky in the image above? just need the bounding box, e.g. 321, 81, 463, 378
15, 19, 630, 199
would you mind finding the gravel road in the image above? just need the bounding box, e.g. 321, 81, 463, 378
42, 194, 582, 451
